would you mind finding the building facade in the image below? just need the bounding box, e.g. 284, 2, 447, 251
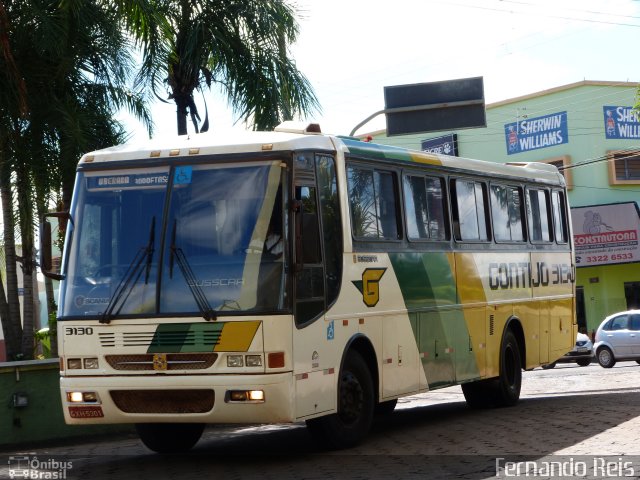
371, 80, 640, 335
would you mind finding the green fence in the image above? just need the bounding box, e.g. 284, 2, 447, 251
0, 359, 132, 448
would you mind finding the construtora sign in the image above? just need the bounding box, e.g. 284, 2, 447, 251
572, 202, 640, 267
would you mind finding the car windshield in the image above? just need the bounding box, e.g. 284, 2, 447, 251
59, 161, 287, 319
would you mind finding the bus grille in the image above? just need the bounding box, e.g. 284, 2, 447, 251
110, 389, 215, 414
105, 353, 218, 370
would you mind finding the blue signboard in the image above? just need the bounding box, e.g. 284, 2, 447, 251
603, 106, 640, 139
421, 134, 458, 156
504, 111, 568, 155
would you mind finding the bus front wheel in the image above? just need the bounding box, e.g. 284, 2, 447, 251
306, 351, 374, 449
136, 423, 204, 453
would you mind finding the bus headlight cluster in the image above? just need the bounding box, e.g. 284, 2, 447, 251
67, 357, 99, 369
226, 390, 265, 403
66, 391, 99, 403
226, 354, 263, 368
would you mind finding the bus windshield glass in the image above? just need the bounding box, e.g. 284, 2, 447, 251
60, 161, 286, 319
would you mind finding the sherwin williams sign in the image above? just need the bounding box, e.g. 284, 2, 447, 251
504, 111, 568, 155
572, 202, 640, 267
603, 106, 640, 139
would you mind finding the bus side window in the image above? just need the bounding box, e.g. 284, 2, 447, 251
295, 185, 325, 325
403, 174, 448, 241
451, 178, 489, 241
347, 165, 400, 240
490, 184, 525, 242
551, 190, 568, 243
527, 188, 552, 242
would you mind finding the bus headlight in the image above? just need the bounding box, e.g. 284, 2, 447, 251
83, 358, 99, 369
227, 355, 244, 367
245, 355, 262, 367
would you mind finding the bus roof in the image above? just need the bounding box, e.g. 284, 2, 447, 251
338, 137, 564, 186
79, 127, 564, 186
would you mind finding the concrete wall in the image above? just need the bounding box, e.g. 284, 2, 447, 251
0, 359, 132, 447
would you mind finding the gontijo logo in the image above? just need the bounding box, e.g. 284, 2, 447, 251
352, 268, 387, 307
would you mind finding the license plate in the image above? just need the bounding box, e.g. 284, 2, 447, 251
576, 347, 588, 353
69, 406, 104, 418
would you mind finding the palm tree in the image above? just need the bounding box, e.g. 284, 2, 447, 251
0, 0, 151, 359
133, 0, 320, 135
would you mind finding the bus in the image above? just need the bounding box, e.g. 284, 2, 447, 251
40, 122, 576, 453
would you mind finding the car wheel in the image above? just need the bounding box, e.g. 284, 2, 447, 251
576, 358, 591, 367
597, 347, 616, 368
541, 362, 556, 369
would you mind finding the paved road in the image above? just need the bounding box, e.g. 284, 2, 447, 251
2, 361, 640, 479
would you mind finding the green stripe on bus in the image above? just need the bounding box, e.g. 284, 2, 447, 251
147, 322, 224, 353
390, 252, 481, 387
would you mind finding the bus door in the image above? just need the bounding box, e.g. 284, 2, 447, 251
291, 153, 342, 419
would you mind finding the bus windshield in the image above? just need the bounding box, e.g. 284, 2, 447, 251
60, 160, 286, 319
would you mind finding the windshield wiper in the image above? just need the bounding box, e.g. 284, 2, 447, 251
169, 220, 217, 321
100, 217, 156, 324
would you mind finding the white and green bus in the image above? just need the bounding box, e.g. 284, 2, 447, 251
41, 122, 576, 453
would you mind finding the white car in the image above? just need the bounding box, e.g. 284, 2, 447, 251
542, 332, 594, 368
594, 310, 640, 368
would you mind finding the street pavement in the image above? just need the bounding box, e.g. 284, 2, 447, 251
2, 361, 640, 479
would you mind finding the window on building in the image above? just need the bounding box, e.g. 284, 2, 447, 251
608, 150, 640, 184
403, 175, 448, 241
541, 156, 573, 189
452, 178, 489, 241
347, 165, 400, 240
490, 184, 525, 242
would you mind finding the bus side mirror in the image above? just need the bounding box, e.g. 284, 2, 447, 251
40, 212, 69, 280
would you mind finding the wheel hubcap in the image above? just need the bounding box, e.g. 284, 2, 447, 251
339, 370, 363, 424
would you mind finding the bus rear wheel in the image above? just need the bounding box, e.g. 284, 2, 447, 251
462, 329, 522, 408
136, 423, 204, 453
306, 351, 374, 449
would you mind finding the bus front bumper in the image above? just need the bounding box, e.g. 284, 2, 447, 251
60, 373, 295, 425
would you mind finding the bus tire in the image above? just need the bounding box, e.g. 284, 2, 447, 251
461, 380, 496, 409
135, 423, 204, 453
306, 351, 374, 449
494, 329, 522, 407
597, 347, 616, 368
463, 329, 522, 408
375, 398, 397, 416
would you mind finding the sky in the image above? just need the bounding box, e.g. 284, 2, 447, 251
122, 0, 640, 141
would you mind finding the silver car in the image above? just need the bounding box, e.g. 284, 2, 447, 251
542, 332, 594, 368
594, 310, 640, 368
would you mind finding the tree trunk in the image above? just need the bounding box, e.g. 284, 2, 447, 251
16, 161, 35, 360
175, 96, 189, 136
0, 164, 22, 360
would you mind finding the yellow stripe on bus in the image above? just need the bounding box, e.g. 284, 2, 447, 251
409, 152, 442, 166
214, 321, 261, 352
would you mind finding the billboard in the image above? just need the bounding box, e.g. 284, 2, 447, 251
504, 111, 568, 155
603, 106, 640, 139
421, 134, 458, 156
572, 202, 640, 267
384, 77, 486, 136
